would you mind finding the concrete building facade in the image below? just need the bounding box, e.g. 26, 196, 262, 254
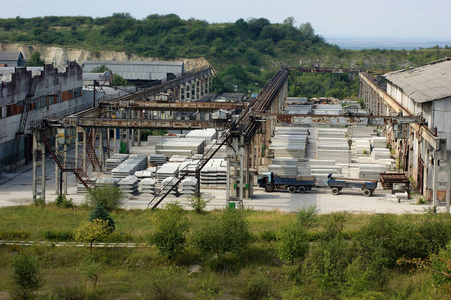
0, 61, 92, 170
383, 58, 451, 207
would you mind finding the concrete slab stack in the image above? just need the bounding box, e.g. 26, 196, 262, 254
105, 154, 129, 173
371, 148, 391, 160
372, 137, 387, 148
200, 159, 227, 187
185, 129, 217, 144
179, 177, 198, 195
138, 178, 157, 195
179, 161, 199, 178
206, 139, 227, 158
134, 170, 153, 179
284, 105, 312, 114
156, 163, 180, 183
268, 164, 298, 176
169, 155, 189, 163
270, 127, 308, 159
155, 138, 206, 158
316, 129, 349, 163
353, 139, 371, 154
149, 154, 166, 166
309, 159, 343, 186
118, 175, 139, 198
358, 164, 389, 180
111, 155, 148, 179
313, 104, 343, 115
160, 176, 178, 195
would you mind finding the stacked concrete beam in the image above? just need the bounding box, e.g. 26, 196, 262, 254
185, 128, 217, 144
138, 178, 157, 195
309, 159, 343, 186
200, 159, 227, 187
105, 154, 129, 173
160, 176, 178, 195
179, 177, 198, 195
316, 129, 349, 163
156, 163, 180, 183
118, 175, 139, 198
149, 154, 166, 166
111, 155, 148, 179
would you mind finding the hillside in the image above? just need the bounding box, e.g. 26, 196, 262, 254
1, 14, 451, 98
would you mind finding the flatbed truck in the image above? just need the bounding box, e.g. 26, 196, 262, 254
257, 172, 316, 193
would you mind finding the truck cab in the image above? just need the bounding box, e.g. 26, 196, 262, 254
257, 172, 274, 192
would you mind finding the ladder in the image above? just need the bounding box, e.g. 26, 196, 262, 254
39, 128, 95, 191
86, 128, 101, 171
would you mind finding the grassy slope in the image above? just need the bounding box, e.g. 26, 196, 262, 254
0, 204, 444, 299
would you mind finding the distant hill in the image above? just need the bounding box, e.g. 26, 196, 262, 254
1, 14, 450, 97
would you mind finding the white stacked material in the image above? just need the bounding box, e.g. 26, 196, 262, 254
105, 154, 129, 173
118, 175, 139, 198
348, 126, 378, 138
138, 178, 157, 195
111, 155, 148, 179
179, 177, 198, 195
309, 159, 343, 186
272, 158, 301, 165
155, 138, 206, 155
284, 105, 312, 114
206, 139, 227, 158
96, 178, 119, 187
77, 178, 97, 194
358, 164, 388, 180
156, 163, 180, 183
353, 139, 371, 154
179, 161, 200, 178
371, 148, 391, 160
169, 155, 189, 162
275, 126, 309, 135
149, 154, 166, 166
160, 176, 178, 195
317, 128, 347, 138
372, 137, 387, 148
268, 164, 298, 176
185, 129, 217, 144
313, 104, 343, 115
134, 170, 153, 178
200, 159, 227, 187
156, 149, 194, 158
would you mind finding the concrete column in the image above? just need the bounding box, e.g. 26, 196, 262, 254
226, 157, 230, 205
113, 128, 117, 153
75, 127, 79, 168
99, 129, 104, 171
138, 129, 142, 146
432, 149, 437, 208
41, 143, 46, 203
63, 144, 67, 194
82, 128, 87, 172
55, 136, 59, 194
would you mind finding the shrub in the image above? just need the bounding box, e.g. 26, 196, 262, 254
88, 202, 115, 233
0, 230, 30, 240
259, 229, 278, 242
277, 222, 309, 264
55, 194, 75, 208
296, 205, 318, 228
187, 193, 211, 214
243, 274, 271, 299
84, 185, 123, 211
9, 254, 43, 299
148, 203, 189, 259
141, 266, 185, 300
42, 230, 74, 242
75, 219, 112, 251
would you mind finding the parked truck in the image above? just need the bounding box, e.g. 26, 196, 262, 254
257, 172, 316, 193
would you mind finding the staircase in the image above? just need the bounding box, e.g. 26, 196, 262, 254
10, 77, 39, 172
39, 128, 95, 191
86, 128, 101, 171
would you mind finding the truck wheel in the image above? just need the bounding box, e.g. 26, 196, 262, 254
265, 185, 273, 192
288, 186, 296, 193
331, 187, 340, 195
363, 189, 371, 197
298, 186, 307, 193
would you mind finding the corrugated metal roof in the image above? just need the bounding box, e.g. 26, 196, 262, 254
383, 58, 451, 103
0, 51, 22, 61
82, 60, 183, 66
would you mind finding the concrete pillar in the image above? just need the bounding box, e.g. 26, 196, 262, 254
185, 83, 190, 101
113, 128, 117, 153
82, 128, 87, 172
32, 130, 46, 203
63, 144, 67, 194
138, 129, 142, 146
99, 129, 104, 171
432, 149, 437, 208
75, 127, 79, 168
55, 136, 59, 194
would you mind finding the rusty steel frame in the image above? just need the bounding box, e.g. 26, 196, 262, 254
103, 100, 244, 111
251, 113, 423, 126
75, 118, 229, 129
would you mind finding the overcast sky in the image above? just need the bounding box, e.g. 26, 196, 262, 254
3, 0, 451, 40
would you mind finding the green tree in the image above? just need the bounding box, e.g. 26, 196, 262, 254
81, 255, 103, 291
148, 203, 190, 259
112, 73, 128, 86
89, 202, 115, 232
192, 209, 253, 269
9, 254, 43, 299
75, 219, 111, 251
277, 222, 309, 264
91, 64, 109, 73
85, 185, 123, 211
26, 51, 44, 67
187, 193, 211, 214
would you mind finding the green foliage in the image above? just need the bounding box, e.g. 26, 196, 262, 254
26, 51, 44, 66
277, 222, 309, 263
187, 193, 211, 214
148, 203, 190, 259
197, 277, 222, 299
192, 209, 253, 269
80, 254, 103, 290
75, 219, 111, 251
42, 230, 74, 242
0, 230, 30, 240
34, 197, 45, 206
111, 73, 128, 86
85, 185, 123, 211
88, 202, 116, 232
55, 194, 75, 208
243, 273, 272, 299
91, 64, 109, 73
141, 266, 185, 300
296, 205, 318, 228
9, 254, 43, 299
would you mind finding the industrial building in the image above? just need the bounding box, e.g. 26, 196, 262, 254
383, 58, 451, 205
0, 51, 26, 67
0, 61, 92, 170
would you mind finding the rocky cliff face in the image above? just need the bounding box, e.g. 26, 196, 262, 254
0, 42, 210, 71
